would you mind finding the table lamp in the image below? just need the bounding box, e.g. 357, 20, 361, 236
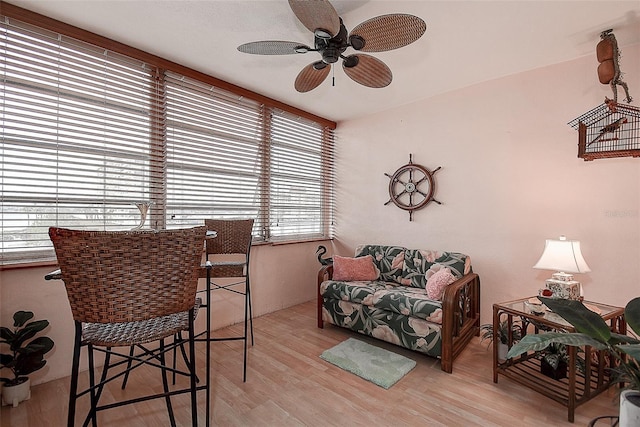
533, 235, 591, 300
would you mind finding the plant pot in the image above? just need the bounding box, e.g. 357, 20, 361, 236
497, 342, 509, 361
1, 377, 31, 408
620, 390, 640, 427
540, 358, 567, 380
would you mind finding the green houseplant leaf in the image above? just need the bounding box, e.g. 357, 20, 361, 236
625, 297, 640, 336
618, 344, 640, 361
0, 311, 54, 386
609, 332, 640, 346
10, 320, 49, 352
616, 297, 640, 387
540, 297, 611, 343
12, 311, 34, 328
480, 321, 522, 346
507, 332, 606, 359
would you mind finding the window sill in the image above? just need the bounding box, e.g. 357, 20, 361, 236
0, 238, 333, 269
0, 258, 58, 271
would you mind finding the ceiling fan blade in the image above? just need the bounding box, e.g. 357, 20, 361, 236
238, 41, 311, 55
342, 54, 392, 88
295, 62, 330, 92
288, 0, 340, 38
349, 14, 426, 52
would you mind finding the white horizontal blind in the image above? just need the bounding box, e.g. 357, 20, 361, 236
1, 18, 155, 260
269, 110, 335, 241
1, 12, 336, 263
164, 71, 265, 237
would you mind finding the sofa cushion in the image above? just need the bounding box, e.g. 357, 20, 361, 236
320, 280, 444, 324
332, 255, 379, 281
355, 244, 405, 284
320, 280, 386, 306
368, 285, 443, 323
402, 249, 470, 288
426, 267, 456, 300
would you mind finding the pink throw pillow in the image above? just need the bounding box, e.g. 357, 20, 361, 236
426, 267, 456, 300
332, 255, 379, 281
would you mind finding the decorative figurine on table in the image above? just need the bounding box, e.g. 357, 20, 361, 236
131, 201, 152, 230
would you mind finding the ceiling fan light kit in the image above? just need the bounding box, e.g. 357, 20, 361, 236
237, 0, 426, 93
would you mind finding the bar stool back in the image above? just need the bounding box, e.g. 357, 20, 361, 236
49, 226, 206, 427
204, 218, 254, 382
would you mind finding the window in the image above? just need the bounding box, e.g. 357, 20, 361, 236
269, 110, 335, 240
0, 10, 335, 264
163, 72, 265, 233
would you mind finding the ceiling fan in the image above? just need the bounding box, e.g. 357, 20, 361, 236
237, 0, 427, 93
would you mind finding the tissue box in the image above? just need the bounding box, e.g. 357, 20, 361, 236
545, 279, 581, 300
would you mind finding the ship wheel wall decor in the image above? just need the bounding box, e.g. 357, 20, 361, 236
384, 154, 441, 221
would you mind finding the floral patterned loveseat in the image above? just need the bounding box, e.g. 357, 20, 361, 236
317, 244, 480, 373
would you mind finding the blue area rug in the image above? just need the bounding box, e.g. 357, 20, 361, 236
320, 338, 416, 389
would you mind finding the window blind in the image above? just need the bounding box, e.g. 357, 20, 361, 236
269, 110, 335, 241
1, 18, 156, 261
163, 72, 336, 243
164, 71, 265, 235
0, 10, 336, 264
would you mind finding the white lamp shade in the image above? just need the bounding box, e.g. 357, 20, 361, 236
533, 236, 591, 273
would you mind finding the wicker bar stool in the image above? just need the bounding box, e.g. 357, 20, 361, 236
49, 226, 207, 427
203, 218, 255, 382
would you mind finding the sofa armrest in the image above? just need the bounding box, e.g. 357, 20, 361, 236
318, 264, 333, 282
440, 272, 481, 373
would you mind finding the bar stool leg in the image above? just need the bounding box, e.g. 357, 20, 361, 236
247, 274, 254, 346
87, 343, 98, 427
121, 346, 134, 389
206, 268, 212, 427
159, 339, 176, 427
243, 287, 249, 382
67, 322, 82, 427
188, 309, 198, 426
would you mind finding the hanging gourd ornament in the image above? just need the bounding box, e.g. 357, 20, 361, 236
384, 154, 441, 221
596, 29, 632, 105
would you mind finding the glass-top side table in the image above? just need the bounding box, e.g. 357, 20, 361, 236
492, 297, 626, 423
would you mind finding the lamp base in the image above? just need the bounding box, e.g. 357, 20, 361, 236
551, 272, 574, 282
543, 279, 581, 300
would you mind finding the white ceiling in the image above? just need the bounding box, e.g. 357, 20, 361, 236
7, 0, 640, 123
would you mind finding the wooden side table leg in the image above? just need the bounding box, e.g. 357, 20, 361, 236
492, 304, 499, 383
568, 345, 576, 422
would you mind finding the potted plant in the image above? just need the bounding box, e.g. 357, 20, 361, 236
0, 310, 54, 407
507, 297, 640, 427
539, 342, 569, 380
539, 341, 587, 380
480, 321, 523, 361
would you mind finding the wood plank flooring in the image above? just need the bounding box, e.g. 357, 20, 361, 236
1, 301, 620, 426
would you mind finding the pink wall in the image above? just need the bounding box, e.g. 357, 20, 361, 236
333, 43, 640, 323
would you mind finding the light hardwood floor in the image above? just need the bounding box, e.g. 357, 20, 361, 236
1, 301, 620, 426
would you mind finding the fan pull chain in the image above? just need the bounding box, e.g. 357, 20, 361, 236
332, 66, 335, 87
